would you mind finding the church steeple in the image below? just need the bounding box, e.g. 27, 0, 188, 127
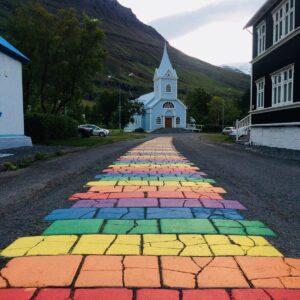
153, 42, 178, 100
154, 43, 178, 79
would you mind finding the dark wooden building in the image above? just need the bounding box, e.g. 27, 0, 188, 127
245, 0, 300, 149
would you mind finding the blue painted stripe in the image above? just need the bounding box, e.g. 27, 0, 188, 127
44, 208, 244, 221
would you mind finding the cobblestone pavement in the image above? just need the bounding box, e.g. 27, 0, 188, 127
0, 137, 299, 299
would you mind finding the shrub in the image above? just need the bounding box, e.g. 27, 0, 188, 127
34, 152, 46, 160
25, 113, 78, 143
55, 150, 64, 156
18, 159, 32, 168
3, 162, 18, 171
134, 128, 145, 133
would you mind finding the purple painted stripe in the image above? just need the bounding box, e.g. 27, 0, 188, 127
103, 171, 207, 176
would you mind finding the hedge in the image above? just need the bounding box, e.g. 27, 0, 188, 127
25, 113, 78, 143
202, 125, 223, 133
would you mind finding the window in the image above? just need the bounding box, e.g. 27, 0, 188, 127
176, 117, 180, 125
166, 84, 172, 93
256, 78, 265, 109
257, 21, 266, 55
272, 65, 294, 106
163, 102, 174, 108
273, 0, 295, 44
156, 117, 161, 125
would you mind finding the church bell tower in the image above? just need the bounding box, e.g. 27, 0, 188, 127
153, 43, 178, 100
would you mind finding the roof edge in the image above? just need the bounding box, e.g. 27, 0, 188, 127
0, 37, 30, 64
244, 0, 278, 29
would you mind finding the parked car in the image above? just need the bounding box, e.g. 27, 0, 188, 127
79, 124, 109, 137
222, 127, 235, 135
78, 126, 93, 138
229, 127, 248, 138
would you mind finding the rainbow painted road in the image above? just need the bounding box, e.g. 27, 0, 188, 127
0, 137, 299, 300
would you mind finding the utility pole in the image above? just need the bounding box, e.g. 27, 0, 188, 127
108, 73, 135, 134
222, 98, 225, 130
118, 87, 121, 133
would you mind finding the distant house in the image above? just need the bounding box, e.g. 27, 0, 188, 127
243, 0, 300, 150
125, 44, 187, 132
0, 37, 32, 150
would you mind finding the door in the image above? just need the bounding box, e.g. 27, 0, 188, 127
165, 117, 172, 128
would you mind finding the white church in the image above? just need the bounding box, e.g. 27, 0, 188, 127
0, 37, 32, 149
125, 44, 187, 132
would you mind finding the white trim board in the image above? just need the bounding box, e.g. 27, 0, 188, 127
252, 122, 300, 127
251, 101, 300, 114
252, 26, 300, 64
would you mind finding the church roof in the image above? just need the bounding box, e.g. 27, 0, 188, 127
155, 43, 178, 79
0, 36, 30, 64
138, 92, 155, 106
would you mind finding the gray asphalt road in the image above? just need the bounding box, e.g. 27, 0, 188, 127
173, 134, 300, 257
0, 133, 299, 269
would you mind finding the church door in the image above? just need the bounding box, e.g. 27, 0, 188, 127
165, 117, 172, 128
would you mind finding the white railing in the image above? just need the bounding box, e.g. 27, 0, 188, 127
235, 115, 251, 141
186, 124, 203, 132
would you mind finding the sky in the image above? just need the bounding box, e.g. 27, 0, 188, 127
118, 0, 266, 67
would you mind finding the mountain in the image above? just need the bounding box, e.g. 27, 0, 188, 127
221, 63, 251, 75
0, 0, 250, 98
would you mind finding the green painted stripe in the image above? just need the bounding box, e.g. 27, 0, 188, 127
42, 219, 276, 237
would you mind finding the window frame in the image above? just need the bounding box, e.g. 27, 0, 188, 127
271, 65, 294, 107
163, 102, 175, 109
165, 84, 172, 93
273, 0, 295, 44
156, 117, 162, 125
176, 117, 181, 125
256, 78, 265, 110
256, 21, 266, 55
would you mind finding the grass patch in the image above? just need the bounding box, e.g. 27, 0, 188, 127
46, 133, 146, 147
201, 133, 235, 143
3, 162, 18, 171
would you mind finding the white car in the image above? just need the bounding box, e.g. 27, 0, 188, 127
79, 124, 109, 137
229, 127, 248, 138
222, 127, 235, 135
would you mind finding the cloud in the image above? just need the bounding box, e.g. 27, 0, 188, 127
149, 0, 263, 39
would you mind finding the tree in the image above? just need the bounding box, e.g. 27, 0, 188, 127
87, 90, 144, 128
207, 97, 241, 126
237, 89, 251, 117
185, 88, 212, 124
6, 4, 106, 114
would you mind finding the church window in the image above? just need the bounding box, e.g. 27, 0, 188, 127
166, 84, 172, 93
156, 117, 161, 125
163, 102, 174, 108
176, 117, 180, 125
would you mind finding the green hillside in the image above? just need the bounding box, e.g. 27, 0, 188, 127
0, 0, 250, 98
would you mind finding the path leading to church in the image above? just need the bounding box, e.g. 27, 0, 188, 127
0, 136, 299, 299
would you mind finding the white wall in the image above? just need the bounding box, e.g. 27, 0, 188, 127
0, 52, 25, 135
250, 126, 300, 150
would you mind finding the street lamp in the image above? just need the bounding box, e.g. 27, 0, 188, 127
107, 73, 135, 133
